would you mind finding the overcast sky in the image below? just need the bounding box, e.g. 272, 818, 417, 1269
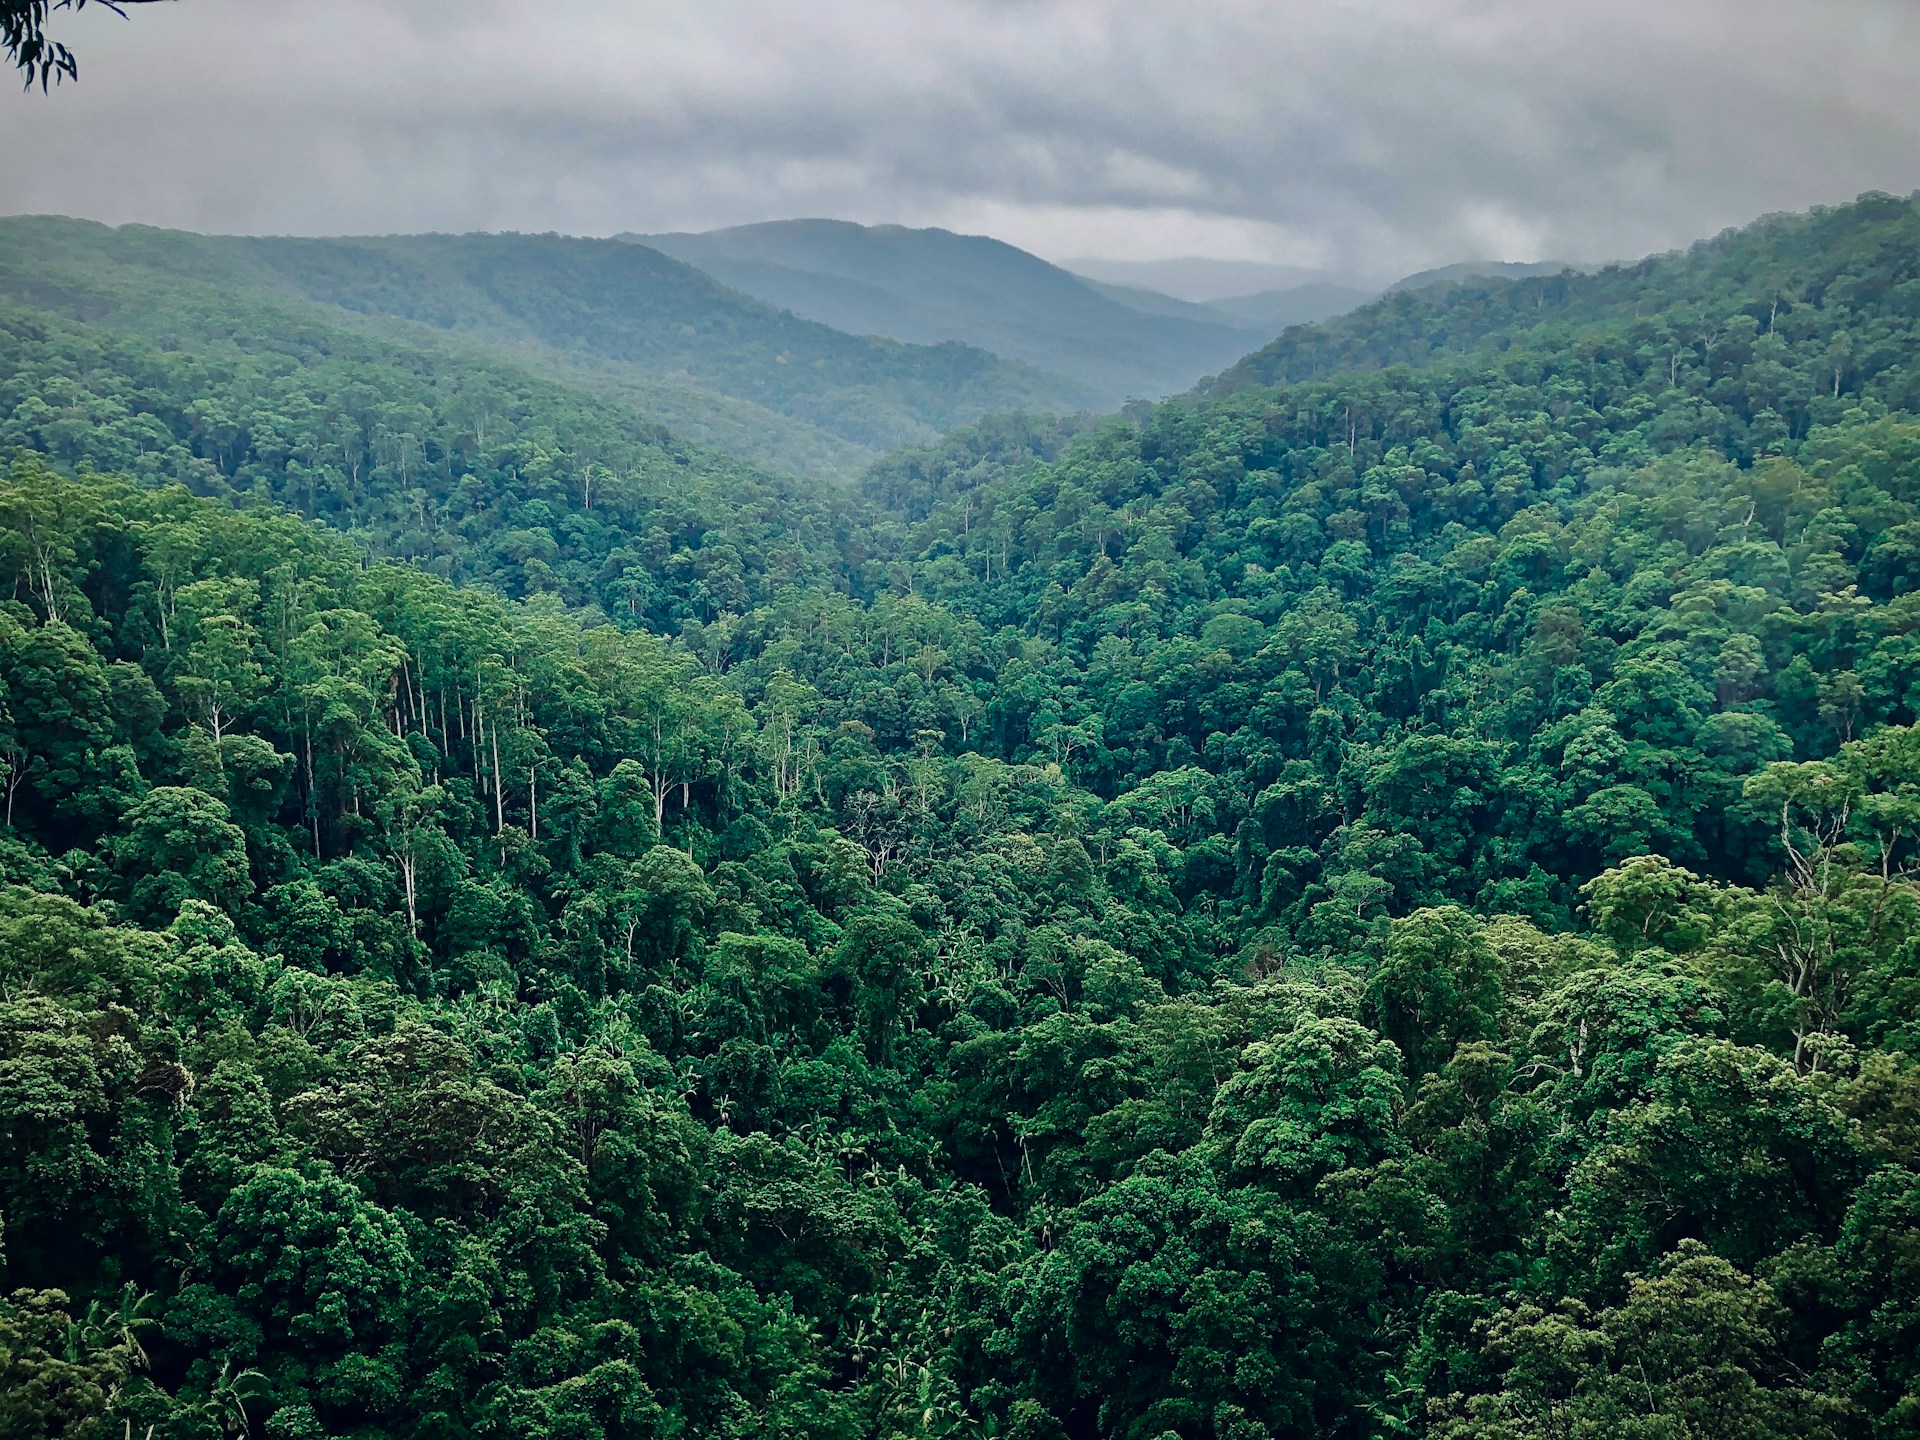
3, 0, 1917, 277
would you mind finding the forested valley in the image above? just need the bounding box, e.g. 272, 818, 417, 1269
2, 192, 1920, 1440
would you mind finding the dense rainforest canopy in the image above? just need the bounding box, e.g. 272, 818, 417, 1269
1, 192, 1919, 1440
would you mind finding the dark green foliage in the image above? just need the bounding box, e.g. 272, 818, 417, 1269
1, 191, 1918, 1439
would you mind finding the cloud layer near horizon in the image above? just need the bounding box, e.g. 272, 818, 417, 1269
3, 0, 1917, 275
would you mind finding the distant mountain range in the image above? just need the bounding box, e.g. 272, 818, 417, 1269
626, 220, 1271, 408
627, 224, 1579, 407
0, 212, 1587, 481
0, 218, 1093, 477
1058, 255, 1371, 301
1384, 259, 1575, 292
1068, 255, 1585, 324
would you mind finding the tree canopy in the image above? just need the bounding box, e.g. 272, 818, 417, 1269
0, 189, 1918, 1439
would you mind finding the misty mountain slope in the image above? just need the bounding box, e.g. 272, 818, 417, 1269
1385, 259, 1579, 293
0, 219, 878, 479
1061, 254, 1361, 300
1201, 280, 1381, 331
857, 191, 1920, 545
631, 218, 1267, 404
0, 217, 1084, 469
1209, 192, 1920, 395
1089, 270, 1534, 334
1067, 259, 1579, 333
1073, 277, 1233, 323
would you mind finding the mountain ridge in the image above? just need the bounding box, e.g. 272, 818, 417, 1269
0, 215, 1085, 475
626, 218, 1270, 405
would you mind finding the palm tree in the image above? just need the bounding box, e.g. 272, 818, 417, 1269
204, 1360, 270, 1438
80, 1284, 157, 1373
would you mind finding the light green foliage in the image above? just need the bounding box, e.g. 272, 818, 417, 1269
1205, 1017, 1406, 1190
113, 787, 253, 922
1435, 1242, 1840, 1439
0, 1288, 149, 1440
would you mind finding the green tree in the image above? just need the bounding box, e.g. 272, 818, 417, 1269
112, 785, 251, 921
1369, 906, 1504, 1080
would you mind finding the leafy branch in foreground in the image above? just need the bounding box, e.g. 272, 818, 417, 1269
3, 0, 171, 90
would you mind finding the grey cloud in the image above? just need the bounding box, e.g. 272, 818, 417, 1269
1, 0, 1916, 274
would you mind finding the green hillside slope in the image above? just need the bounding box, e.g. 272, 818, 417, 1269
2, 192, 1919, 1440
1073, 276, 1234, 322
634, 218, 1266, 404
1200, 279, 1381, 331
0, 216, 1083, 472
1209, 192, 1920, 395
0, 261, 876, 628
1062, 253, 1352, 300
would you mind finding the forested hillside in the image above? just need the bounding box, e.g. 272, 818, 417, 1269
633, 220, 1264, 405
0, 291, 877, 629
3, 192, 1920, 1440
0, 217, 1083, 476
1209, 192, 1920, 398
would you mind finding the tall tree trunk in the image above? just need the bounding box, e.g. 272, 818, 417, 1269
398, 851, 418, 933
491, 718, 504, 835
